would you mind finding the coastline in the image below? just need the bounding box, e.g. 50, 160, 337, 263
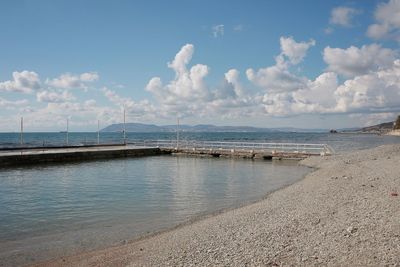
387, 130, 400, 136
35, 145, 400, 266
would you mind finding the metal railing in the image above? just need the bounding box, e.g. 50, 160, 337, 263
128, 140, 334, 155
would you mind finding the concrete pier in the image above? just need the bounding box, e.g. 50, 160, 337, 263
0, 145, 166, 167
161, 147, 317, 160
0, 141, 330, 167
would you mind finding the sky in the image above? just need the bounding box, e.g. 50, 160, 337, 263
1, 0, 400, 131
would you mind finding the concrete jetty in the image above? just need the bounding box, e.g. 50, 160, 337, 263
136, 140, 334, 160
162, 147, 316, 160
0, 145, 165, 167
0, 140, 333, 167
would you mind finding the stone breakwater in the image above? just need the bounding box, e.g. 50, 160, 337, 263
36, 145, 400, 266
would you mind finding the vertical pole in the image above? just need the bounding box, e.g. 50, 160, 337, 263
20, 117, 23, 145
176, 117, 179, 150
66, 118, 69, 145
123, 109, 126, 145
97, 120, 100, 145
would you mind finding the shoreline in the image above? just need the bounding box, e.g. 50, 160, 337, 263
34, 144, 400, 266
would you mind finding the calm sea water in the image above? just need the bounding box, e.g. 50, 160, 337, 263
0, 155, 309, 266
0, 132, 399, 266
1, 131, 400, 152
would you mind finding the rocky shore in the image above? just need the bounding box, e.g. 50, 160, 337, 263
36, 145, 400, 266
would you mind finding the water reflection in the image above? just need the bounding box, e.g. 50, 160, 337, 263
0, 155, 310, 266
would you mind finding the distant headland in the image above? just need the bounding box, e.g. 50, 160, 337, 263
100, 123, 330, 133
342, 115, 400, 135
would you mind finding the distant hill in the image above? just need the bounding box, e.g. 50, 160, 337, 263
346, 120, 395, 134
100, 123, 329, 133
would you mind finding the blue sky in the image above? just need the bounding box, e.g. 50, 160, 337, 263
1, 0, 400, 131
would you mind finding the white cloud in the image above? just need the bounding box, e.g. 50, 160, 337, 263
246, 37, 314, 93
212, 24, 224, 38
358, 112, 397, 126
279, 36, 315, 65
146, 44, 211, 105
258, 59, 400, 116
103, 87, 157, 119
103, 87, 134, 107
259, 72, 338, 116
257, 58, 400, 117
233, 24, 244, 32
0, 71, 41, 93
330, 6, 360, 27
46, 72, 99, 89
146, 44, 256, 119
323, 44, 397, 77
334, 60, 400, 113
247, 38, 400, 117
224, 69, 245, 97
294, 72, 339, 110
36, 90, 75, 103
2, 38, 400, 129
247, 65, 307, 93
367, 0, 400, 41
0, 97, 29, 108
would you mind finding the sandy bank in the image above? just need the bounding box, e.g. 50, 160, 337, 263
35, 145, 400, 266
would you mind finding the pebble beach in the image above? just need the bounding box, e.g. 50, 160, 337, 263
35, 144, 400, 266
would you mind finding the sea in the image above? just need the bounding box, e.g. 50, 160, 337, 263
0, 132, 399, 266
1, 131, 400, 152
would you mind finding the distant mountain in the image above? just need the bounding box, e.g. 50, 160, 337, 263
100, 123, 329, 133
343, 120, 395, 134
101, 123, 164, 132
271, 127, 328, 133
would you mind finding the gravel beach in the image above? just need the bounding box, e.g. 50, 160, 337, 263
35, 144, 400, 266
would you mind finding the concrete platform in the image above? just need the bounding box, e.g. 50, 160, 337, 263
0, 145, 167, 167
161, 148, 319, 160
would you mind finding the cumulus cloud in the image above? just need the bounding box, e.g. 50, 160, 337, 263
224, 69, 245, 97
294, 72, 339, 110
330, 6, 360, 27
36, 90, 75, 103
145, 44, 257, 118
259, 72, 338, 116
3, 37, 400, 129
248, 38, 400, 117
367, 0, 400, 41
247, 65, 307, 93
46, 72, 99, 89
334, 60, 400, 113
103, 87, 157, 119
279, 36, 316, 65
0, 71, 41, 93
146, 44, 211, 105
323, 44, 397, 77
212, 24, 224, 38
246, 37, 314, 93
0, 97, 29, 108
357, 112, 398, 126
